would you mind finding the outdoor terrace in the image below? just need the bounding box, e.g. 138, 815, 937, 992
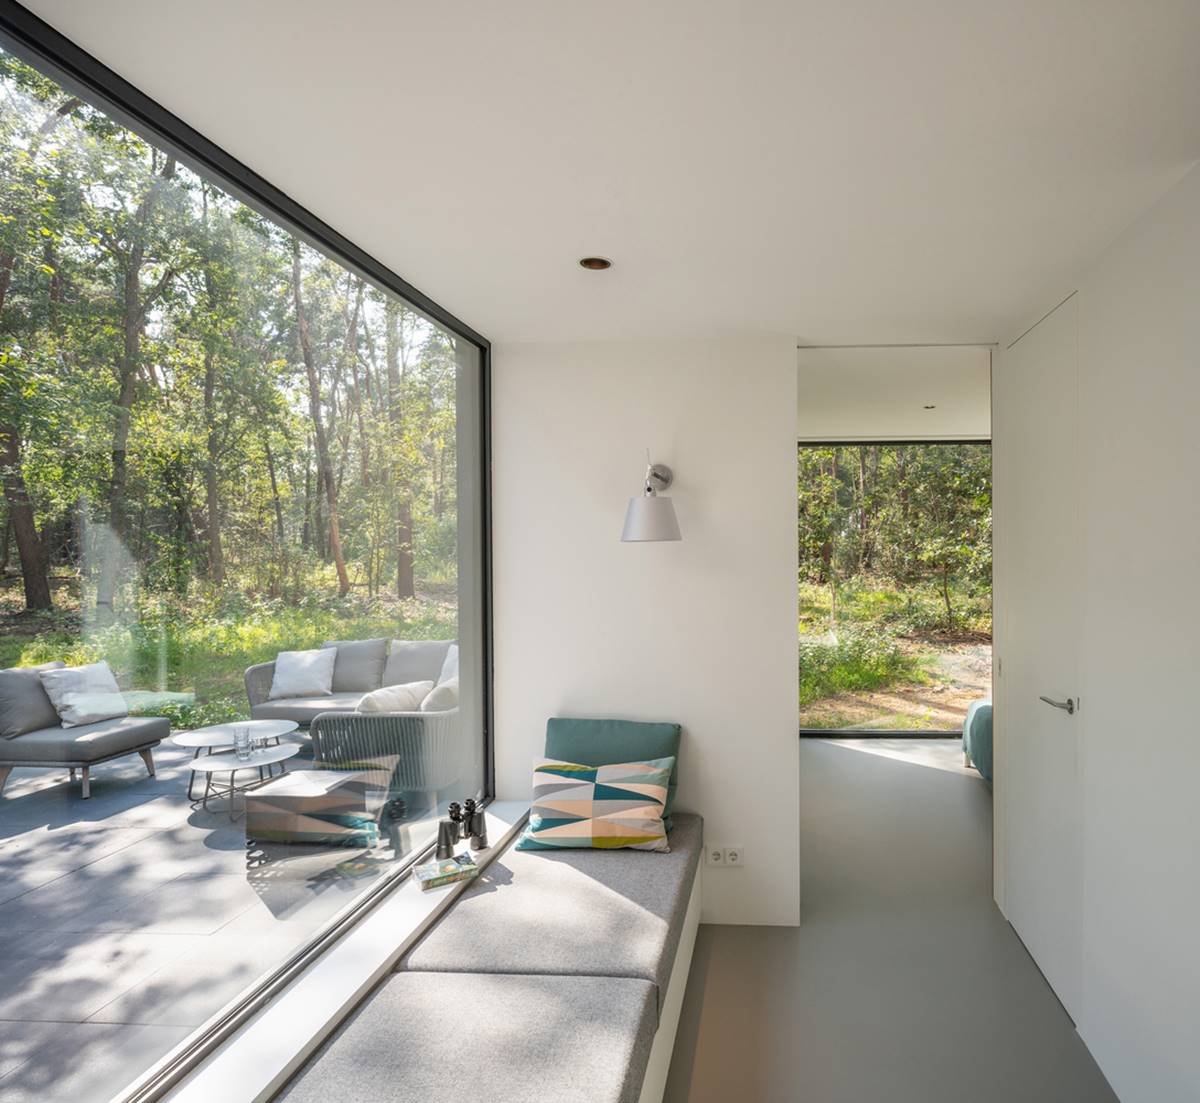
0, 743, 407, 1103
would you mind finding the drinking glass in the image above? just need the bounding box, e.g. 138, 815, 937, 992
234, 725, 252, 762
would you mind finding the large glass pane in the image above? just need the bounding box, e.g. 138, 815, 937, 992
797, 443, 992, 731
0, 48, 486, 1103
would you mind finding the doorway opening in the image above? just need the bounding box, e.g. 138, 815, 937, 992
797, 441, 992, 735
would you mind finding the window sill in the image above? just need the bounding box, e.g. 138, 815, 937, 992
158, 801, 530, 1103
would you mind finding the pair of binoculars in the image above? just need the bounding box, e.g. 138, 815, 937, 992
436, 798, 489, 858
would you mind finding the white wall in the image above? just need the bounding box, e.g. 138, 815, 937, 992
797, 345, 992, 441
491, 336, 800, 926
995, 164, 1200, 1101
1074, 166, 1200, 1103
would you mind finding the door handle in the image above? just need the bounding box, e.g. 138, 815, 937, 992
1039, 695, 1076, 715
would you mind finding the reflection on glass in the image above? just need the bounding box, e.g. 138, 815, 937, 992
0, 47, 485, 1103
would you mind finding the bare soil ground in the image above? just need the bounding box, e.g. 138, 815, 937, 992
799, 642, 992, 730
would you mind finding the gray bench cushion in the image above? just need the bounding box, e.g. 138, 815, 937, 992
278, 972, 657, 1103
0, 715, 167, 764
400, 812, 702, 1015
250, 693, 363, 725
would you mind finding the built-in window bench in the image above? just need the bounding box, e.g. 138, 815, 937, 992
276, 813, 704, 1103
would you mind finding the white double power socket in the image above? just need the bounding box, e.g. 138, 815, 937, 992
705, 844, 745, 868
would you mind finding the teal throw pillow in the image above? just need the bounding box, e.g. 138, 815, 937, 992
517, 756, 674, 853
544, 717, 682, 825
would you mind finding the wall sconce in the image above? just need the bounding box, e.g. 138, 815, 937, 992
621, 455, 682, 542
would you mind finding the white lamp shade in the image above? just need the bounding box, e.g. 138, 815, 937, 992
621, 495, 681, 542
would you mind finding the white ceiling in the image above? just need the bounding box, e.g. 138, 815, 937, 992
20, 1, 1200, 345
796, 346, 991, 441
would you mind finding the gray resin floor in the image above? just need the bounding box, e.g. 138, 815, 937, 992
0, 743, 414, 1103
663, 738, 1119, 1103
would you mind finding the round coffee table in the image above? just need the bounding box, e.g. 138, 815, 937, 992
188, 742, 301, 820
175, 720, 299, 800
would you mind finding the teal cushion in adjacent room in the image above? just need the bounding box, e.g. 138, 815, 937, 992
963, 699, 993, 783
545, 717, 682, 824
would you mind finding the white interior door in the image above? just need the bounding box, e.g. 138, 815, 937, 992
997, 294, 1084, 1019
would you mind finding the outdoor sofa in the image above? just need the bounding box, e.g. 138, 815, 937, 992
245, 639, 457, 726
0, 661, 165, 799
243, 639, 465, 843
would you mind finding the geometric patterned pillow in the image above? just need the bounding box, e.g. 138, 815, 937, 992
516, 756, 674, 852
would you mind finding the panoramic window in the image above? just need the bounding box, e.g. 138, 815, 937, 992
797, 443, 992, 731
0, 47, 486, 1103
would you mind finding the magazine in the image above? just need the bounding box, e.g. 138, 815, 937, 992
414, 851, 479, 891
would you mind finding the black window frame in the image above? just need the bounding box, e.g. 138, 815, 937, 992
0, 3, 495, 1098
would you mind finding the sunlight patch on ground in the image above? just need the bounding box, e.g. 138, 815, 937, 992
814, 737, 980, 778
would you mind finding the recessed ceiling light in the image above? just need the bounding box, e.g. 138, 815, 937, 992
579, 256, 612, 270
923, 404, 937, 410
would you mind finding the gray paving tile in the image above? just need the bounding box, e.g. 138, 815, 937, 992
0, 784, 192, 836
96, 873, 261, 935
89, 930, 295, 1028
0, 1021, 192, 1103
0, 865, 73, 905
0, 749, 394, 1103
0, 1020, 77, 1080
0, 930, 202, 1022
0, 861, 173, 934
0, 931, 65, 1016
0, 824, 154, 870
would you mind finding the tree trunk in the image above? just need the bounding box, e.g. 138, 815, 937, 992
94, 349, 137, 615
857, 449, 869, 570
292, 239, 350, 596
201, 187, 223, 583
433, 444, 446, 520
301, 439, 313, 550
385, 299, 415, 598
264, 436, 286, 543
0, 95, 82, 614
0, 426, 52, 610
941, 563, 954, 632
203, 346, 223, 583
342, 279, 370, 487
95, 157, 177, 617
396, 498, 415, 599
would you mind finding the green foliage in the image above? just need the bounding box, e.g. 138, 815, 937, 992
798, 443, 992, 634
0, 50, 463, 601
0, 50, 471, 717
798, 628, 922, 708
798, 579, 991, 640
130, 695, 243, 730
796, 442, 992, 717
1, 588, 456, 717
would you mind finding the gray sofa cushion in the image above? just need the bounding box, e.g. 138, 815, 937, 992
400, 812, 702, 1015
322, 638, 388, 693
278, 972, 656, 1103
382, 640, 453, 687
0, 661, 65, 739
0, 715, 167, 764
250, 693, 364, 725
